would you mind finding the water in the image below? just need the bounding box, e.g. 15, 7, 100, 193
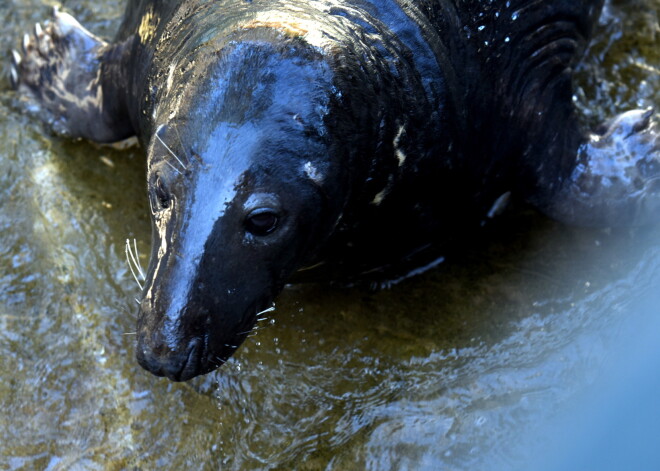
1, 0, 659, 469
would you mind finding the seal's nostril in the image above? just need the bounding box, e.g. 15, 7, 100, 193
135, 327, 173, 378
135, 332, 204, 381
135, 344, 166, 378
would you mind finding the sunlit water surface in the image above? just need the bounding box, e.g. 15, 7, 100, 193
1, 0, 659, 469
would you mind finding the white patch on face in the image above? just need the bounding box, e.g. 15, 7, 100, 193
166, 63, 176, 94
144, 201, 171, 304
167, 91, 185, 122
162, 62, 184, 122
304, 161, 324, 185
393, 124, 406, 167
371, 188, 388, 205
138, 6, 159, 43
371, 174, 395, 206
487, 191, 512, 219
247, 11, 328, 49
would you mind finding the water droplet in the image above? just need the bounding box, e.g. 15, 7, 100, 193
512, 12, 519, 20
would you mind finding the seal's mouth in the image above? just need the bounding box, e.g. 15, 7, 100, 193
136, 299, 274, 380
174, 337, 204, 382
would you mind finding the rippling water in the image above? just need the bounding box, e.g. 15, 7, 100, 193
1, 0, 659, 469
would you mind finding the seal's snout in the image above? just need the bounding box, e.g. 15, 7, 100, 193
136, 329, 204, 382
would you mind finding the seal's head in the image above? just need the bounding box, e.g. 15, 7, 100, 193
135, 34, 352, 380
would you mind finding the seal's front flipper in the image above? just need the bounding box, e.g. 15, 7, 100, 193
545, 109, 660, 227
10, 7, 134, 143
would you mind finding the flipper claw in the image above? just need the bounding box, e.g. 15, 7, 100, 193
11, 49, 21, 68
9, 65, 18, 90
21, 33, 30, 54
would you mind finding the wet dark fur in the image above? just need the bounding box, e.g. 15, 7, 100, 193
12, 0, 660, 380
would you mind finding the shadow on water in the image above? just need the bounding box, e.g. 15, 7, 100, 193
0, 0, 659, 469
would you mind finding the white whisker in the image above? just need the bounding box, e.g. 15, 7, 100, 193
125, 239, 144, 290
155, 129, 187, 171
126, 238, 145, 281
163, 159, 183, 175
256, 305, 276, 316
132, 239, 145, 280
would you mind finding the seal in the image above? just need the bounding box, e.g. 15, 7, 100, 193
11, 0, 660, 380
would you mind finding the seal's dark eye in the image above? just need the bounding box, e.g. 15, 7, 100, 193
151, 175, 170, 211
245, 209, 279, 236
